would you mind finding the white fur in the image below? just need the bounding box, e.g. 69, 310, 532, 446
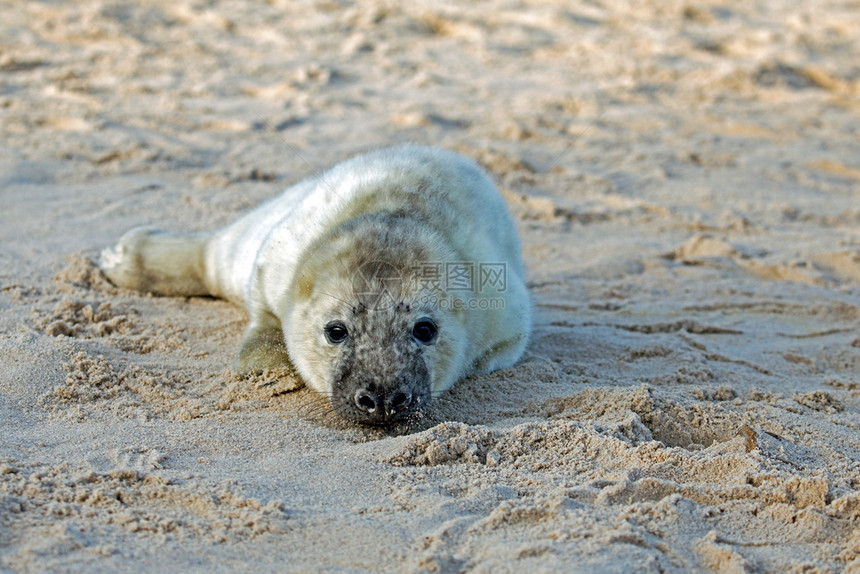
101, 144, 532, 397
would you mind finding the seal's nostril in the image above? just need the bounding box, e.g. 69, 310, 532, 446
390, 391, 412, 412
355, 390, 378, 413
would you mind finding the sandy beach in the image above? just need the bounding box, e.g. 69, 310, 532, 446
2, 0, 860, 571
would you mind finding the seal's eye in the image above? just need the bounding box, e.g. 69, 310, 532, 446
324, 321, 349, 344
412, 318, 437, 344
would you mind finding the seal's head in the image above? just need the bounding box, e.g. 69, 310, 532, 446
283, 215, 468, 426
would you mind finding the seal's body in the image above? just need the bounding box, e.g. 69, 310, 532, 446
100, 145, 531, 425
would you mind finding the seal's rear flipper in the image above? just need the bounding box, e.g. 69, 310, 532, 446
99, 226, 212, 296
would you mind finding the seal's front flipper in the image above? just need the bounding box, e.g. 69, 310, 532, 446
99, 226, 212, 296
236, 315, 293, 376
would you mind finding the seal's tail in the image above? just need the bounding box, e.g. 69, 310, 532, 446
99, 226, 213, 297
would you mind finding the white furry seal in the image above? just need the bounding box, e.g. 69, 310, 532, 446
100, 144, 531, 425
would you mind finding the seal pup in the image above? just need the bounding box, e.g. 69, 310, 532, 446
100, 144, 531, 425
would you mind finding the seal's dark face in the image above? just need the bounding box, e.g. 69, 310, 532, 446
323, 302, 436, 425
286, 237, 468, 427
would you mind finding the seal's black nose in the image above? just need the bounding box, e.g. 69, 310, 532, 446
354, 389, 379, 413
389, 391, 412, 413
353, 388, 415, 423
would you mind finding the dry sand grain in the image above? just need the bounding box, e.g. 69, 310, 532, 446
1, 0, 859, 572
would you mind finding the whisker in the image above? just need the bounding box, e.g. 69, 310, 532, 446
317, 290, 353, 308
429, 391, 457, 404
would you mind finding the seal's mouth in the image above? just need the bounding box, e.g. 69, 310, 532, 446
329, 385, 430, 427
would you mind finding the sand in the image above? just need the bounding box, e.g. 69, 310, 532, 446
1, 0, 859, 571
